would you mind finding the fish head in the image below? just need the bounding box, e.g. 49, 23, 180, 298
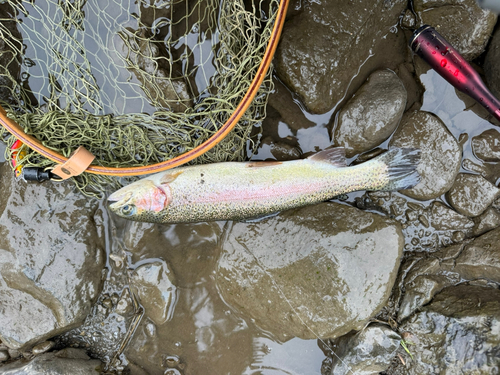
108, 178, 171, 222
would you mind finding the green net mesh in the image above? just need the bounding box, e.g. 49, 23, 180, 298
0, 0, 278, 196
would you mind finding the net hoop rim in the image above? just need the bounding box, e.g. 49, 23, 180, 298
0, 0, 290, 177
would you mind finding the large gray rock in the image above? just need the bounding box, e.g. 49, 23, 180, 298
395, 285, 500, 374
397, 226, 500, 321
332, 70, 407, 158
0, 348, 103, 374
445, 173, 500, 217
217, 202, 404, 341
485, 27, 500, 99
275, 0, 407, 114
389, 111, 462, 200
327, 324, 401, 375
0, 162, 105, 350
413, 0, 497, 60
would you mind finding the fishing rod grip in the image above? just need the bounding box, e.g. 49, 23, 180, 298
409, 25, 500, 122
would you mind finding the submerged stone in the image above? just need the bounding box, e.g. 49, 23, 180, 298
332, 70, 407, 158
445, 173, 500, 217
217, 202, 403, 341
275, 0, 407, 114
413, 0, 497, 60
389, 111, 462, 200
0, 163, 105, 350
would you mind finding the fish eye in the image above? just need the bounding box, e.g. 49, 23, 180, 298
121, 204, 136, 216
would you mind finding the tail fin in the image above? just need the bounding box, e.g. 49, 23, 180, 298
375, 148, 421, 191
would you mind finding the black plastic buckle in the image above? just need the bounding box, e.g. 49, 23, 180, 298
22, 167, 60, 182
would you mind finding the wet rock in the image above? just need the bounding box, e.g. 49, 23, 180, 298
483, 18, 500, 98
413, 0, 497, 60
267, 78, 316, 132
275, 0, 407, 114
445, 173, 500, 217
362, 192, 474, 251
31, 341, 54, 355
331, 70, 407, 158
397, 226, 500, 321
260, 136, 302, 161
327, 324, 401, 375
217, 202, 404, 341
472, 207, 500, 236
389, 111, 462, 200
0, 348, 103, 374
429, 201, 474, 232
130, 260, 177, 325
462, 156, 500, 185
0, 162, 105, 350
472, 128, 500, 162
395, 285, 500, 374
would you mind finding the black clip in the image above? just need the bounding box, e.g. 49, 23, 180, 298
22, 167, 57, 182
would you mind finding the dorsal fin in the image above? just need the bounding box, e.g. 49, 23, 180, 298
160, 170, 184, 184
307, 147, 346, 168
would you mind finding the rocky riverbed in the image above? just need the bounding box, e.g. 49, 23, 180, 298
1, 0, 500, 374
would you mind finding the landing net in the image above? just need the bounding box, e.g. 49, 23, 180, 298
0, 0, 279, 195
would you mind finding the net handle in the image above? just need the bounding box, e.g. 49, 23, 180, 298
0, 0, 290, 177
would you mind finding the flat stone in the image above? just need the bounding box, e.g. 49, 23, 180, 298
472, 128, 500, 162
275, 0, 407, 114
0, 162, 105, 350
130, 261, 177, 325
389, 111, 462, 200
445, 173, 500, 217
217, 202, 403, 341
413, 0, 497, 60
332, 70, 407, 158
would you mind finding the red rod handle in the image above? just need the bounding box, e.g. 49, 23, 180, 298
410, 25, 500, 122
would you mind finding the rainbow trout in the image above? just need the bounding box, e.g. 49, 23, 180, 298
108, 147, 420, 223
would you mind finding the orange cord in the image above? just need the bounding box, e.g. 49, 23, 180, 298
0, 0, 290, 177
